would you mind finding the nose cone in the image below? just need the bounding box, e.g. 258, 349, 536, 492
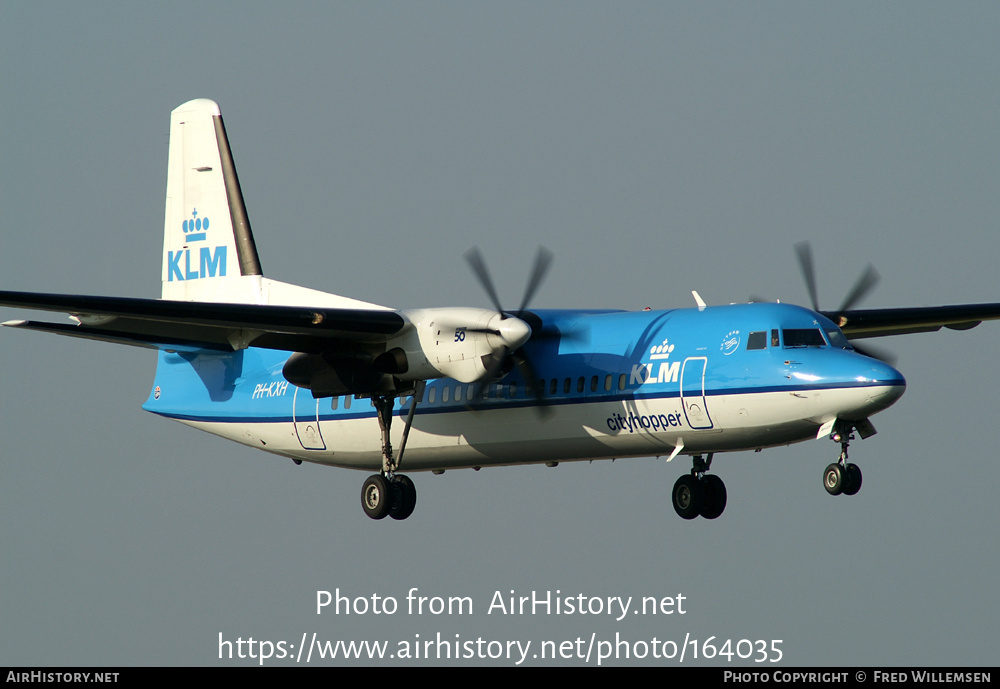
851, 354, 907, 415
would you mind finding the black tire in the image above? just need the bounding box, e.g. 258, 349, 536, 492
389, 475, 417, 520
843, 463, 863, 496
361, 474, 391, 519
823, 463, 845, 496
700, 474, 727, 519
672, 474, 703, 520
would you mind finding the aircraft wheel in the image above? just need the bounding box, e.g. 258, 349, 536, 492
361, 474, 391, 520
389, 475, 417, 521
823, 463, 846, 496
672, 474, 703, 520
842, 463, 863, 496
700, 474, 727, 519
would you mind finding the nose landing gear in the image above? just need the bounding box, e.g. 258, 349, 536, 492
671, 454, 727, 520
823, 422, 864, 496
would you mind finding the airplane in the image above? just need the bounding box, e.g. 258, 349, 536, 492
4, 98, 1000, 522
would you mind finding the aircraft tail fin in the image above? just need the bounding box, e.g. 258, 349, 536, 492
161, 99, 264, 303
160, 99, 391, 312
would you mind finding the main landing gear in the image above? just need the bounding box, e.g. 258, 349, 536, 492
823, 422, 863, 497
361, 386, 423, 521
671, 454, 727, 520
361, 473, 416, 520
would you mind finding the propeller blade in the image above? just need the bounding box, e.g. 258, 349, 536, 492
463, 246, 553, 411
795, 241, 820, 311
467, 348, 512, 409
515, 246, 553, 316
850, 340, 897, 366
480, 348, 509, 386
792, 242, 896, 363
464, 247, 505, 315
837, 264, 880, 312
513, 350, 552, 419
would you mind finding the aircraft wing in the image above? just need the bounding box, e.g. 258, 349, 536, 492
0, 290, 406, 353
822, 303, 1000, 339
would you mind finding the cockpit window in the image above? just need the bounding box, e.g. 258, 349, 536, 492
782, 329, 826, 347
825, 328, 852, 349
747, 331, 768, 350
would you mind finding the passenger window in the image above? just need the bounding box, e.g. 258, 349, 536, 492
747, 331, 767, 350
331, 396, 339, 410
590, 376, 598, 392
550, 379, 558, 396
563, 378, 571, 394
605, 375, 613, 391
454, 385, 462, 402
344, 396, 352, 409
618, 373, 627, 390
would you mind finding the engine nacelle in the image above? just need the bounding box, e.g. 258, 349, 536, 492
283, 351, 394, 397
385, 307, 531, 383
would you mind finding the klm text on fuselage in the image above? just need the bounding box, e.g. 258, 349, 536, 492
631, 361, 680, 386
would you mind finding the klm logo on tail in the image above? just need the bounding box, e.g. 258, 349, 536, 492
168, 209, 227, 281
182, 208, 208, 242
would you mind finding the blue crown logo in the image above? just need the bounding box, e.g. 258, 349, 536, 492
182, 208, 208, 242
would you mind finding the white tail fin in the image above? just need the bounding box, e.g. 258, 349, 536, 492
162, 99, 264, 303
161, 99, 391, 311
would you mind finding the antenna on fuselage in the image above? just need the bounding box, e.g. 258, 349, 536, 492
691, 291, 707, 311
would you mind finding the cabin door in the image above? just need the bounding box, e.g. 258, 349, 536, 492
293, 386, 327, 450
680, 357, 713, 430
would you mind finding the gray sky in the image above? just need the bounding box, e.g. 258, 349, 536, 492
1, 2, 997, 666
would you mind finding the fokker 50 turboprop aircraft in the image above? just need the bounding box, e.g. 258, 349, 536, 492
4, 99, 1000, 521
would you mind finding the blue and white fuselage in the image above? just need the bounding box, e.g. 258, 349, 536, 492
143, 302, 905, 472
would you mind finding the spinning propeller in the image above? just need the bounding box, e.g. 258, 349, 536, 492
795, 241, 880, 314
464, 246, 553, 411
794, 241, 895, 364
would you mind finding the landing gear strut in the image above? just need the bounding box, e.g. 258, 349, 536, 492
360, 386, 422, 521
671, 454, 727, 520
823, 421, 863, 496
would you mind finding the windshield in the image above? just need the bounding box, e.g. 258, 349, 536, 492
825, 328, 852, 349
782, 328, 826, 347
